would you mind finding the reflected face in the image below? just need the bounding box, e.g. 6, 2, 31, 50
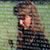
23, 15, 32, 28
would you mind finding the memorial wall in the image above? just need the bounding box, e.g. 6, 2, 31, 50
0, 0, 50, 50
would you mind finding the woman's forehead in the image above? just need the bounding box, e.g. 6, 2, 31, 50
25, 15, 32, 18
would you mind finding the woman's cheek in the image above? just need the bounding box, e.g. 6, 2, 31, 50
25, 20, 31, 26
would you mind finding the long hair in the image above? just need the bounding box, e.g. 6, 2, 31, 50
16, 1, 44, 32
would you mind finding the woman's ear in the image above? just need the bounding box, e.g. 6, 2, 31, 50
20, 20, 24, 26
20, 20, 23, 25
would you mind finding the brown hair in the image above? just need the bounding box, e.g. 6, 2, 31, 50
17, 1, 44, 32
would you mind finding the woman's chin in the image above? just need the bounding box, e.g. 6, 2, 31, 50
24, 25, 30, 28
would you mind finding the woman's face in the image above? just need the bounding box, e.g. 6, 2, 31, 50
24, 15, 32, 27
